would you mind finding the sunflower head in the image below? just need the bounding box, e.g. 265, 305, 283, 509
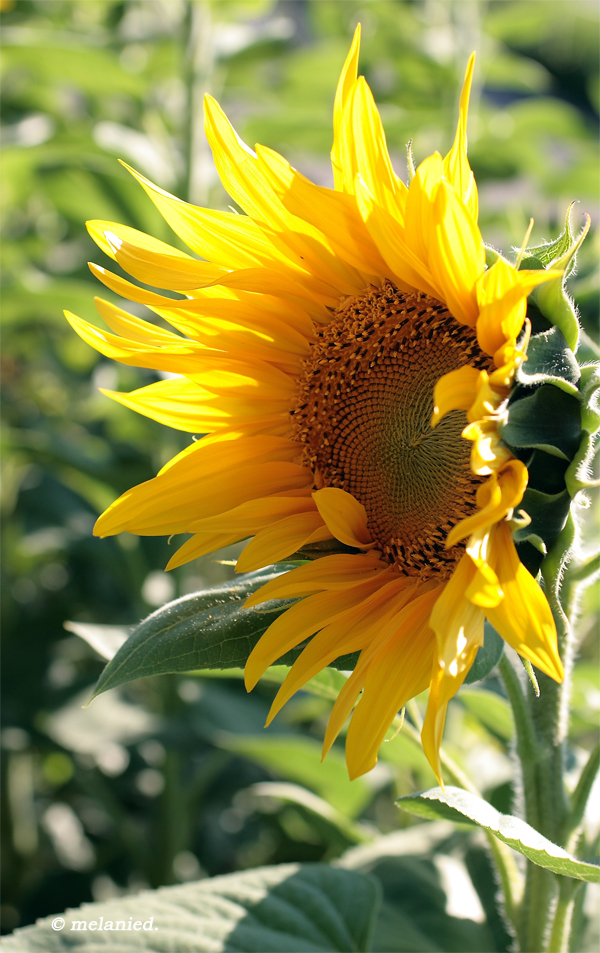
66, 26, 597, 782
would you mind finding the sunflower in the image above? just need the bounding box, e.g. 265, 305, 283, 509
66, 27, 564, 782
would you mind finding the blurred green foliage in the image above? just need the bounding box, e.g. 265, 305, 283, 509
1, 1, 598, 948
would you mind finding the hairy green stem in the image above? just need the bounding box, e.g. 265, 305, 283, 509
498, 653, 540, 830
547, 880, 580, 953
564, 740, 600, 847
498, 514, 598, 952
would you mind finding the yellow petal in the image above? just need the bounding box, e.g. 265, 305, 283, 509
235, 511, 331, 573
332, 24, 361, 190
423, 564, 484, 782
431, 365, 481, 427
120, 162, 287, 269
428, 180, 485, 327
93, 297, 184, 346
429, 555, 485, 671
266, 577, 414, 725
94, 436, 310, 537
465, 529, 504, 608
446, 460, 528, 547
486, 522, 563, 682
256, 144, 387, 279
244, 577, 387, 691
355, 178, 440, 298
244, 553, 391, 606
344, 585, 442, 778
312, 487, 374, 549
104, 229, 228, 292
341, 76, 406, 215
188, 495, 315, 537
476, 259, 563, 356
203, 94, 365, 297
403, 152, 445, 271
443, 53, 478, 222
166, 531, 250, 570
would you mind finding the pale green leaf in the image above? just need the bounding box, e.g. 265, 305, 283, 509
398, 787, 600, 882
217, 733, 374, 818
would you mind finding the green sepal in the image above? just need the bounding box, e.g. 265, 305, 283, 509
464, 622, 504, 684
579, 364, 600, 435
516, 325, 580, 391
525, 449, 569, 496
500, 384, 582, 461
566, 432, 599, 497
519, 207, 590, 352
484, 244, 503, 267
513, 488, 572, 552
530, 279, 580, 354
515, 540, 545, 577
541, 511, 578, 632
519, 204, 581, 275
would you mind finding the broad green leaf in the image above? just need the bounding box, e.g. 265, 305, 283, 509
464, 622, 504, 684
90, 566, 359, 701
397, 786, 600, 883
217, 734, 373, 818
0, 863, 380, 953
340, 825, 494, 952
500, 384, 582, 460
458, 688, 514, 741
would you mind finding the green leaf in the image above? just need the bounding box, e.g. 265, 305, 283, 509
458, 688, 514, 741
500, 384, 582, 460
397, 787, 600, 883
464, 622, 504, 684
340, 826, 495, 952
217, 734, 373, 818
1, 863, 380, 952
248, 781, 372, 845
90, 566, 359, 701
195, 664, 351, 703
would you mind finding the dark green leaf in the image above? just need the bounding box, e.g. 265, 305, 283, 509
500, 384, 582, 460
0, 863, 380, 952
90, 566, 359, 700
464, 623, 504, 684
341, 828, 496, 952
397, 787, 600, 883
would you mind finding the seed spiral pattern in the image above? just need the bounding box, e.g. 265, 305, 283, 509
292, 282, 491, 578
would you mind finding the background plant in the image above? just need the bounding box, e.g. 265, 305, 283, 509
1, 1, 598, 951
